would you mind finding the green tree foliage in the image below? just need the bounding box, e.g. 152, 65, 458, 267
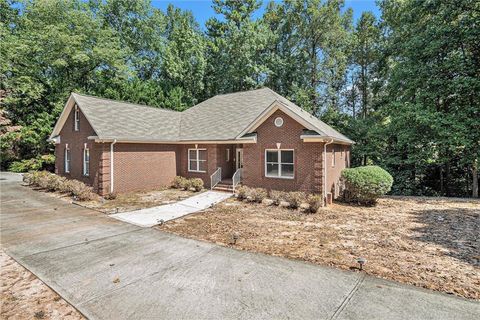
264, 0, 352, 114
378, 0, 480, 196
204, 0, 272, 95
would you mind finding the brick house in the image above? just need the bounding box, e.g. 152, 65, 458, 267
49, 88, 353, 203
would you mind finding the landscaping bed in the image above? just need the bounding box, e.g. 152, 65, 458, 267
0, 250, 84, 320
159, 196, 480, 300
23, 172, 204, 214
75, 188, 200, 214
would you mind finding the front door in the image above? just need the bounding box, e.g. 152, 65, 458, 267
236, 148, 243, 170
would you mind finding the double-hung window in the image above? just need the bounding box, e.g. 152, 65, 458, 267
64, 146, 71, 173
332, 148, 336, 167
83, 147, 90, 176
188, 148, 207, 173
265, 149, 294, 179
74, 106, 80, 131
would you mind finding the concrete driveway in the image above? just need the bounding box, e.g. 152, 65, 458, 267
1, 172, 479, 320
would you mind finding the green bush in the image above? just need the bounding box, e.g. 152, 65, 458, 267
188, 178, 204, 192
9, 154, 55, 173
307, 194, 323, 213
172, 176, 188, 189
341, 166, 393, 205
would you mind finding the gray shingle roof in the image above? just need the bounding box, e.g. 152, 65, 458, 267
69, 88, 353, 144
72, 93, 181, 141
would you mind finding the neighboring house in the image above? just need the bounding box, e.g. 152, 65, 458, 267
49, 88, 353, 203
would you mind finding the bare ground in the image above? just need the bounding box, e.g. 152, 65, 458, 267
160, 196, 480, 300
0, 250, 84, 320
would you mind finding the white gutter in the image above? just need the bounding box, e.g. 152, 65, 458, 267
110, 139, 117, 193
323, 138, 334, 206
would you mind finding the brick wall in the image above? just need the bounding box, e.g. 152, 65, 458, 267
55, 105, 103, 192
242, 109, 324, 194
326, 144, 351, 198
111, 143, 178, 193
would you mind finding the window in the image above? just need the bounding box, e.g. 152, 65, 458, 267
226, 148, 230, 162
265, 149, 294, 179
332, 148, 336, 167
83, 147, 90, 176
64, 146, 71, 173
188, 148, 207, 172
74, 106, 80, 131
274, 117, 284, 127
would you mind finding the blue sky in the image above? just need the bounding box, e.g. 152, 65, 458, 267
151, 0, 380, 26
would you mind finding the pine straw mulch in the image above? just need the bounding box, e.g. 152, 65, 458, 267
159, 196, 480, 300
0, 250, 84, 320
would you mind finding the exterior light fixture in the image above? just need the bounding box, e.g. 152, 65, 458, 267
356, 257, 366, 270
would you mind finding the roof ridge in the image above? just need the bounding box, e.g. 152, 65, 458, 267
213, 87, 270, 97
72, 92, 180, 113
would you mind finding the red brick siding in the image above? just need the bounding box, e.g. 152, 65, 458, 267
242, 110, 324, 194
326, 144, 351, 198
111, 143, 178, 193
55, 105, 103, 192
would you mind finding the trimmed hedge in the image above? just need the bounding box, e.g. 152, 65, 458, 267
341, 166, 393, 205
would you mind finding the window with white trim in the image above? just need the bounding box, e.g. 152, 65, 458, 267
83, 147, 90, 176
188, 148, 207, 172
265, 149, 294, 178
332, 148, 336, 167
64, 146, 71, 173
74, 106, 80, 131
226, 148, 230, 162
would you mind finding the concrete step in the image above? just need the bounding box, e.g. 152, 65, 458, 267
213, 186, 234, 192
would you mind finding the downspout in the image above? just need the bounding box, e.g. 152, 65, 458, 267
110, 139, 117, 193
323, 138, 334, 206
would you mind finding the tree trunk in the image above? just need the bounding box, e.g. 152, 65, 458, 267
440, 166, 444, 196
445, 162, 450, 197
473, 159, 479, 198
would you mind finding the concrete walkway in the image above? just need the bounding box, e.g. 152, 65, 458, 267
1, 172, 479, 320
111, 191, 232, 227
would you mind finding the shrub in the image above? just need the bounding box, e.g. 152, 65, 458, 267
236, 185, 249, 199
67, 180, 96, 201
269, 190, 288, 205
104, 192, 117, 200
307, 194, 323, 213
45, 174, 66, 192
341, 166, 393, 205
189, 178, 204, 192
23, 171, 96, 201
9, 154, 55, 173
284, 192, 307, 209
250, 188, 268, 203
172, 176, 189, 190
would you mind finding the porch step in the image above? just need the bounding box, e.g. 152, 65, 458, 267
213, 181, 234, 192
213, 186, 234, 192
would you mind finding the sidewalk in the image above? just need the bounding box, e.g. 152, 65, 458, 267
111, 190, 232, 227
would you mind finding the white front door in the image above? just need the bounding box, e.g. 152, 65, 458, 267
236, 148, 243, 170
